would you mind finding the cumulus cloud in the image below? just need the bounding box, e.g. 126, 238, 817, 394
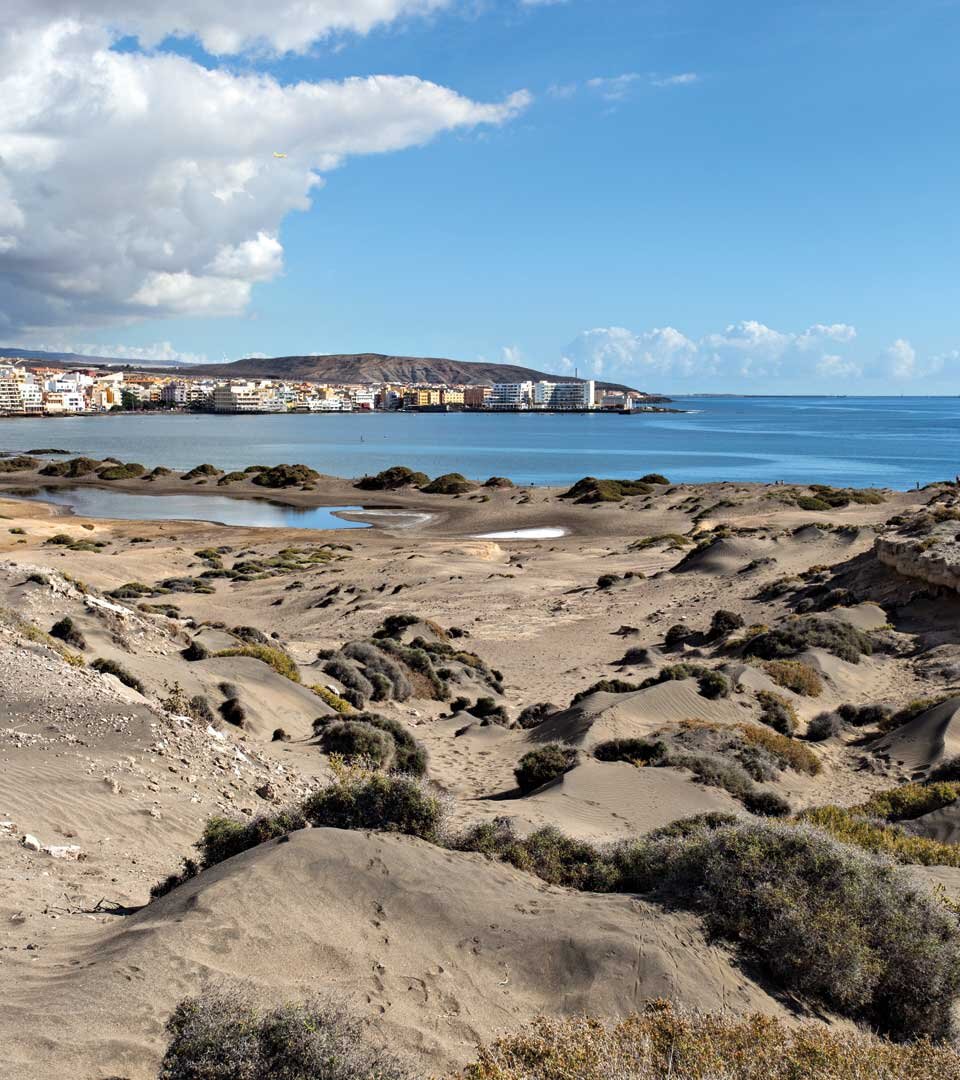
6, 1, 454, 56
0, 11, 530, 334
563, 320, 869, 382
16, 339, 210, 364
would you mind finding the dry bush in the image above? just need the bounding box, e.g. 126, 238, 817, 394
451, 1002, 960, 1080
762, 659, 824, 696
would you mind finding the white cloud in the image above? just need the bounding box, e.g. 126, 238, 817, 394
501, 344, 525, 365
563, 320, 870, 383
586, 74, 642, 101
885, 338, 917, 378
650, 73, 699, 87
6, 1, 454, 56
0, 14, 530, 333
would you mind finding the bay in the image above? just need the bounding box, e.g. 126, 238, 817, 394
1, 396, 958, 490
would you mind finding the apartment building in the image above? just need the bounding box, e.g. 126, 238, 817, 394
488, 381, 533, 409
533, 380, 595, 409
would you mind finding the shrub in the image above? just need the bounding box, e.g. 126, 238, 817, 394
756, 690, 797, 736
515, 702, 559, 729
49, 616, 85, 650
452, 1003, 960, 1080
0, 454, 39, 472
312, 685, 354, 714
618, 646, 651, 665
189, 695, 215, 723
596, 573, 619, 589
355, 465, 429, 490
160, 993, 412, 1080
372, 613, 421, 639
594, 738, 668, 765
881, 695, 953, 733
319, 720, 396, 770
251, 463, 320, 488
231, 625, 272, 646
856, 782, 960, 823
483, 475, 514, 488
629, 533, 691, 551
746, 618, 873, 664
930, 756, 960, 782
560, 477, 653, 503
182, 638, 210, 661
570, 679, 641, 705
761, 659, 824, 696
322, 657, 374, 700
272, 728, 290, 742
97, 462, 145, 480
302, 768, 446, 842
620, 820, 960, 1039
664, 623, 692, 649
91, 657, 144, 693
638, 472, 670, 484
514, 744, 578, 793
181, 463, 221, 479
420, 472, 476, 494
198, 810, 308, 868
798, 806, 960, 868
216, 645, 300, 683
466, 696, 509, 726
358, 714, 428, 776
641, 663, 731, 700
807, 711, 843, 741
341, 641, 412, 700
219, 698, 246, 727
741, 789, 792, 817
737, 722, 820, 776
709, 609, 744, 638
836, 702, 891, 727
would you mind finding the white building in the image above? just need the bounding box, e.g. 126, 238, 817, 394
212, 382, 264, 412
488, 381, 533, 409
533, 380, 595, 409
161, 381, 188, 406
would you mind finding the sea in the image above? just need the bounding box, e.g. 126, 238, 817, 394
0, 396, 957, 491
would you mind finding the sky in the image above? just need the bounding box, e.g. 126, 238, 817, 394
1, 0, 959, 394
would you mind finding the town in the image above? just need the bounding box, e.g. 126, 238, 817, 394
0, 361, 663, 416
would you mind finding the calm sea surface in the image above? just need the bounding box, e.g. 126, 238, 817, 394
1, 397, 957, 490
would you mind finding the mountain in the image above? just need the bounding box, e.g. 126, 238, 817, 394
0, 348, 663, 397
0, 348, 195, 368
149, 353, 655, 395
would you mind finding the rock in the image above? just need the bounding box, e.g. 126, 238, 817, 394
44, 844, 85, 861
20, 834, 42, 852
255, 782, 276, 801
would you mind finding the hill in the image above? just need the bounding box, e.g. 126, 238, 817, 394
153, 353, 652, 395
0, 348, 657, 396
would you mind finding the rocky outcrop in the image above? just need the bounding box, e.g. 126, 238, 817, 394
875, 516, 960, 593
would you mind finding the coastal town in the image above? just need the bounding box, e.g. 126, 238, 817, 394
0, 360, 667, 417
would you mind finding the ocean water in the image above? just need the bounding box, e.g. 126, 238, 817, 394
1, 397, 958, 490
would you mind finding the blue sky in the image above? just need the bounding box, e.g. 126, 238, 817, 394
3, 1, 959, 392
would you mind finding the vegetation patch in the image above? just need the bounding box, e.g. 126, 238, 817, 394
560, 476, 654, 503
420, 472, 477, 494
250, 463, 320, 488
160, 993, 411, 1080
756, 690, 797, 735
215, 644, 301, 683
181, 463, 222, 480
91, 657, 144, 693
761, 659, 824, 696
49, 616, 86, 650
0, 455, 39, 473
746, 617, 873, 664
515, 744, 578, 793
355, 465, 429, 490
452, 1002, 960, 1080
96, 462, 145, 480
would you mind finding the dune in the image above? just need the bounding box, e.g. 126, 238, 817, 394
532, 679, 747, 749
870, 697, 960, 774
2, 827, 789, 1080
672, 537, 775, 576
514, 759, 743, 840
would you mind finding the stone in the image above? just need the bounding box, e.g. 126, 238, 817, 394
20, 834, 42, 852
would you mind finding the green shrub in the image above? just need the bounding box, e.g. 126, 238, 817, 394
302, 770, 446, 842
319, 720, 396, 770
836, 702, 891, 727
483, 475, 514, 488
880, 696, 953, 733
560, 477, 653, 503
312, 685, 354, 714
181, 463, 222, 479
616, 820, 960, 1039
182, 639, 209, 661
806, 711, 844, 741
709, 609, 744, 638
216, 645, 300, 683
570, 678, 641, 705
420, 472, 476, 494
91, 657, 143, 693
856, 782, 960, 823
514, 744, 578, 793
756, 690, 797, 736
664, 623, 692, 649
97, 462, 145, 480
746, 618, 873, 664
515, 702, 560, 729
322, 657, 373, 701
594, 738, 668, 765
761, 659, 824, 696
251, 463, 320, 488
49, 616, 85, 650
640, 663, 731, 700
798, 806, 960, 868
160, 993, 412, 1080
355, 465, 429, 490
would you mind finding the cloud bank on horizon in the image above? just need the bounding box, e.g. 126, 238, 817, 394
0, 1, 528, 336
561, 322, 957, 390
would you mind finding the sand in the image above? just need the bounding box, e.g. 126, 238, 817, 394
1, 462, 958, 1075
